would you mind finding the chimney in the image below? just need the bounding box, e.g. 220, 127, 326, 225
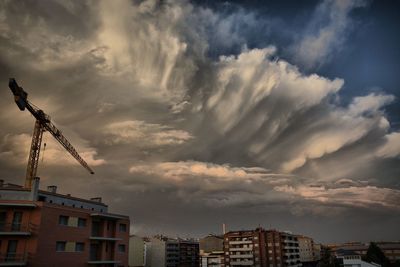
222, 223, 226, 235
47, 185, 57, 193
30, 177, 40, 201
90, 197, 102, 203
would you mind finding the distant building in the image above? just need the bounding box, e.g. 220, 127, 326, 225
200, 235, 224, 254
0, 178, 130, 267
200, 235, 224, 267
336, 249, 381, 267
332, 242, 400, 263
313, 243, 322, 261
223, 228, 301, 267
297, 235, 322, 264
297, 235, 314, 262
145, 236, 199, 267
129, 235, 146, 267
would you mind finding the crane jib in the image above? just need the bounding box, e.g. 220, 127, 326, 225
7, 78, 95, 189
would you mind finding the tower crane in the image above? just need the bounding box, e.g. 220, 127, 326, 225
8, 78, 94, 189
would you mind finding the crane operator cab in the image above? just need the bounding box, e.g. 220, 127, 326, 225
9, 78, 28, 111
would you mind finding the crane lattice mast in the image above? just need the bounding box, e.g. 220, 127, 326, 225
8, 78, 94, 189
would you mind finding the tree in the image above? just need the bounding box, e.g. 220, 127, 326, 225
364, 242, 391, 267
319, 247, 336, 267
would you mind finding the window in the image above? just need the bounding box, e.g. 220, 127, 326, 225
119, 223, 127, 232
11, 212, 22, 231
118, 244, 125, 253
56, 241, 66, 252
59, 215, 69, 225
75, 242, 84, 252
78, 218, 86, 227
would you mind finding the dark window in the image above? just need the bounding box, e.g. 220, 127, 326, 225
118, 244, 125, 253
78, 218, 86, 227
6, 240, 18, 261
0, 212, 6, 231
56, 241, 66, 252
75, 242, 84, 252
11, 212, 22, 231
59, 215, 68, 226
119, 223, 127, 232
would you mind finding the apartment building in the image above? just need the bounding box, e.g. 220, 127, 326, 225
0, 178, 129, 267
223, 228, 301, 267
313, 243, 321, 261
297, 235, 315, 262
129, 235, 146, 267
200, 251, 224, 267
200, 235, 224, 267
275, 231, 301, 267
145, 237, 199, 267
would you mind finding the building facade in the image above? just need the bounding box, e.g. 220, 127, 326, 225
129, 235, 146, 267
200, 235, 224, 267
0, 178, 130, 267
297, 235, 315, 263
145, 237, 199, 267
200, 251, 224, 267
223, 228, 301, 267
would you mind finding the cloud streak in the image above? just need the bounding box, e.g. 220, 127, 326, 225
292, 0, 369, 69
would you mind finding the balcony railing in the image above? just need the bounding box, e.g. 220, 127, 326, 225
0, 253, 28, 265
0, 222, 37, 234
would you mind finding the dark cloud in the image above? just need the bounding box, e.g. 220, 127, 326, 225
0, 0, 399, 242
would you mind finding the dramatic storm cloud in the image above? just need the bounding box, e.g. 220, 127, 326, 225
0, 0, 399, 242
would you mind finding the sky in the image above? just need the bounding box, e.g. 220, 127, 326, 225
0, 0, 399, 243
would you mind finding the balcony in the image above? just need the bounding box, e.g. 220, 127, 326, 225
230, 260, 254, 266
0, 223, 36, 236
229, 247, 253, 251
230, 254, 254, 259
0, 253, 28, 266
229, 241, 253, 245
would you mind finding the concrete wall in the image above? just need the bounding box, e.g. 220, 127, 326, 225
146, 238, 166, 267
129, 235, 145, 267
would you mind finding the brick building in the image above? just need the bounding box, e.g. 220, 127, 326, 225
0, 178, 129, 267
223, 228, 301, 267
